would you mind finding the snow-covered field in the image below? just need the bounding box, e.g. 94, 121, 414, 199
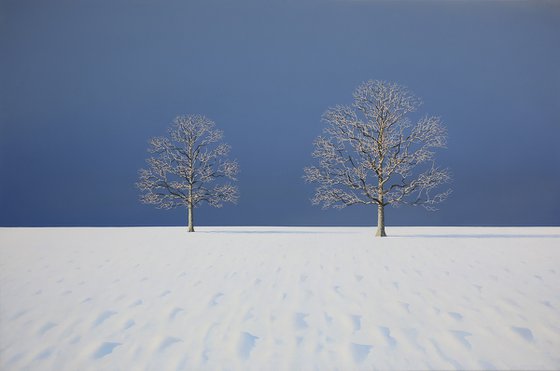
1, 227, 559, 370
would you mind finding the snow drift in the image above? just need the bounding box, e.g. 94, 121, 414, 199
1, 227, 559, 370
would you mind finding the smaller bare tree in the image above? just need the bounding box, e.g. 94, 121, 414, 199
137, 114, 239, 232
304, 80, 451, 237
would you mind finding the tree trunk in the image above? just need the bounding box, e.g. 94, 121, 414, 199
376, 170, 387, 237
376, 203, 386, 237
187, 204, 194, 232
187, 183, 194, 232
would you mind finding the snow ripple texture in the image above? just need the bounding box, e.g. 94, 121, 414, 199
1, 226, 559, 370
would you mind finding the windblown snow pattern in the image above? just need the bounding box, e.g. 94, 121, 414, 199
1, 227, 559, 370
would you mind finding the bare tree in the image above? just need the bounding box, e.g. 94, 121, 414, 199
304, 80, 451, 237
137, 114, 239, 232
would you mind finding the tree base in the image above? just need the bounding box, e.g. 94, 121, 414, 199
375, 228, 387, 237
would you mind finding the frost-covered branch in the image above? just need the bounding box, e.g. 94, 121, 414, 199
137, 115, 239, 231
304, 80, 451, 236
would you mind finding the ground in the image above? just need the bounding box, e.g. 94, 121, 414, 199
1, 227, 559, 370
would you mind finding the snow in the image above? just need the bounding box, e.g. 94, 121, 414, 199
1, 226, 559, 370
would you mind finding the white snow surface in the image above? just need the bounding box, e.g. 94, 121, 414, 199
1, 226, 559, 370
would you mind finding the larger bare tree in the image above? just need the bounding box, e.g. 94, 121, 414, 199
137, 115, 239, 232
304, 80, 451, 237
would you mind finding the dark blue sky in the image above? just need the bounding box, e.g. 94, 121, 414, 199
1, 0, 559, 227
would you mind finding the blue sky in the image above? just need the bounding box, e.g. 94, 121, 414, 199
1, 0, 559, 227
